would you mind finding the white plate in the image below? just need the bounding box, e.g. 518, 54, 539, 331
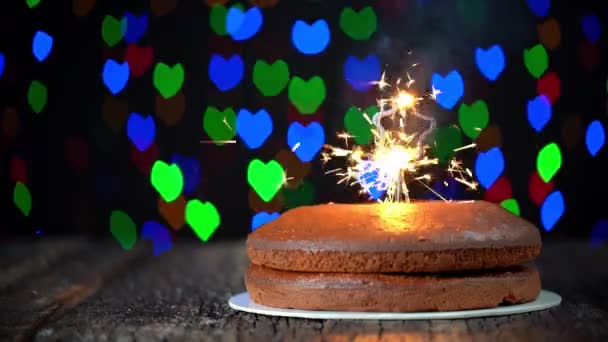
228, 290, 561, 320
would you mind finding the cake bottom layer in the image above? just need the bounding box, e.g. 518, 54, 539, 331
245, 264, 541, 312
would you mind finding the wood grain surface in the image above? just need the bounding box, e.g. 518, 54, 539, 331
1, 239, 607, 341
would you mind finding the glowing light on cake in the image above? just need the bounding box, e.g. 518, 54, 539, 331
322, 69, 478, 203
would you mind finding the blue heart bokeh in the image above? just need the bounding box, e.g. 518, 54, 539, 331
475, 45, 505, 81
582, 14, 600, 44
170, 153, 201, 196
431, 70, 464, 110
32, 30, 53, 62
526, 0, 550, 18
124, 12, 148, 44
585, 120, 605, 157
102, 59, 130, 95
291, 19, 330, 55
142, 221, 172, 256
127, 113, 156, 152
251, 212, 280, 231
236, 109, 273, 149
226, 6, 263, 41
287, 121, 325, 162
541, 190, 564, 232
343, 55, 381, 92
209, 54, 244, 91
527, 95, 552, 132
475, 146, 504, 189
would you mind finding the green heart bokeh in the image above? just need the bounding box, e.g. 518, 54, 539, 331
282, 179, 315, 209
288, 76, 326, 115
203, 106, 236, 145
253, 59, 290, 97
524, 44, 548, 79
458, 100, 489, 139
14, 182, 32, 217
28, 80, 47, 114
339, 6, 377, 40
247, 159, 285, 202
110, 210, 136, 250
185, 199, 220, 242
150, 160, 184, 202
153, 63, 185, 99
431, 126, 463, 164
209, 5, 227, 36
344, 105, 378, 145
101, 15, 126, 47
537, 142, 561, 182
500, 198, 520, 216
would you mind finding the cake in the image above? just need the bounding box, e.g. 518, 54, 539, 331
245, 201, 542, 312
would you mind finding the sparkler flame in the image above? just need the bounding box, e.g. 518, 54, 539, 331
322, 70, 477, 203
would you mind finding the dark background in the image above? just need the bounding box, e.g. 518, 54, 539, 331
0, 0, 606, 245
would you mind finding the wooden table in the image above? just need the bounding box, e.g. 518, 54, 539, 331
1, 239, 608, 341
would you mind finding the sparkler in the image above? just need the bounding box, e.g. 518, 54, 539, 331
322, 70, 477, 203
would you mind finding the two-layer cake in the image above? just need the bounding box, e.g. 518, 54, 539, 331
246, 201, 542, 312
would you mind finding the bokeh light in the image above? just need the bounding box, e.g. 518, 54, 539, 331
203, 106, 236, 145
14, 182, 32, 216
252, 59, 289, 96
458, 100, 489, 139
150, 160, 184, 202
527, 95, 552, 132
475, 146, 504, 189
287, 121, 325, 162
541, 190, 564, 232
524, 44, 548, 79
339, 7, 377, 40
27, 80, 47, 113
32, 30, 53, 62
123, 12, 148, 44
585, 120, 605, 157
475, 45, 505, 81
537, 142, 561, 182
209, 54, 244, 91
127, 113, 156, 152
109, 210, 137, 250
185, 199, 220, 242
141, 221, 172, 256
581, 14, 600, 44
288, 76, 326, 114
153, 62, 185, 99
431, 70, 464, 110
251, 212, 280, 231
236, 109, 273, 150
247, 159, 285, 202
102, 59, 130, 95
291, 19, 330, 55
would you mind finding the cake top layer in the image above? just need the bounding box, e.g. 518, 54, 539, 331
247, 201, 541, 252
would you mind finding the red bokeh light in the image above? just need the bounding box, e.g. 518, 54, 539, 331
125, 45, 154, 78
483, 176, 512, 203
537, 71, 560, 103
10, 155, 28, 183
529, 171, 554, 205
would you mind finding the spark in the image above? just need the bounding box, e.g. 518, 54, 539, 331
372, 71, 391, 91
430, 85, 442, 100
223, 117, 233, 131
322, 66, 477, 203
406, 73, 415, 88
337, 132, 353, 147
453, 143, 477, 152
291, 142, 301, 152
